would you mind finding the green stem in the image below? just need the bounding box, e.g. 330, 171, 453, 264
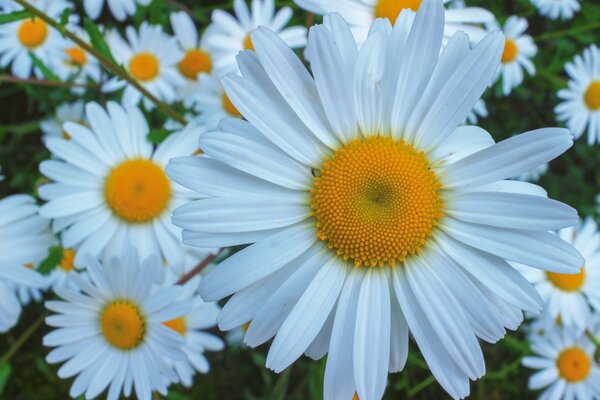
408, 375, 436, 397
0, 119, 40, 135
176, 249, 223, 285
13, 0, 187, 126
0, 74, 97, 90
586, 331, 600, 348
0, 313, 46, 365
536, 21, 600, 43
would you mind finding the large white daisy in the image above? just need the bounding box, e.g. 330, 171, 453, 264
83, 0, 151, 21
167, 2, 582, 399
204, 0, 308, 74
44, 252, 192, 400
531, 0, 580, 20
492, 16, 537, 96
0, 194, 53, 332
295, 0, 494, 46
555, 45, 600, 144
105, 23, 184, 109
522, 326, 600, 399
39, 102, 203, 272
0, 0, 71, 78
517, 218, 600, 332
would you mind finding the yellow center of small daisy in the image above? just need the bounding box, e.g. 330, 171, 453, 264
546, 267, 585, 292
556, 347, 591, 382
17, 17, 48, 49
584, 81, 600, 111
163, 317, 186, 336
501, 38, 518, 64
375, 0, 422, 24
129, 52, 160, 82
104, 159, 171, 224
59, 249, 76, 271
100, 301, 146, 350
222, 93, 242, 117
178, 49, 212, 80
64, 47, 87, 66
311, 137, 443, 268
244, 33, 255, 51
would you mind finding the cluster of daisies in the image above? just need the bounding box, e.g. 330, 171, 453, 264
1, 0, 600, 399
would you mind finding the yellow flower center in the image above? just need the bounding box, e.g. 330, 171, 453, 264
59, 249, 76, 271
244, 33, 255, 51
163, 317, 186, 336
178, 49, 212, 80
501, 38, 518, 64
104, 159, 171, 224
556, 347, 591, 382
375, 0, 422, 24
64, 47, 87, 66
546, 267, 585, 292
584, 81, 600, 111
17, 17, 48, 49
222, 93, 242, 117
129, 52, 160, 82
310, 137, 443, 268
100, 301, 146, 350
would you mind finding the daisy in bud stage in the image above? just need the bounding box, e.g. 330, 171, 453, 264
39, 102, 204, 273
83, 0, 151, 21
294, 0, 494, 46
44, 253, 192, 400
492, 16, 537, 96
205, 0, 308, 74
517, 218, 600, 333
0, 0, 71, 78
531, 0, 581, 20
555, 45, 600, 145
0, 195, 54, 332
105, 23, 184, 109
168, 1, 582, 399
522, 326, 600, 399
40, 101, 87, 142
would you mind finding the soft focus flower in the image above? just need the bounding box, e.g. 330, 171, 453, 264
531, 0, 580, 20
40, 101, 87, 142
83, 0, 151, 21
465, 99, 488, 125
188, 73, 244, 130
53, 27, 101, 94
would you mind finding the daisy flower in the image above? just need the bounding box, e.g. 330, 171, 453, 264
555, 45, 600, 144
188, 73, 244, 130
83, 0, 151, 21
162, 275, 224, 387
515, 163, 548, 182
47, 248, 84, 291
205, 0, 308, 74
105, 23, 184, 109
531, 0, 580, 20
465, 99, 488, 125
40, 101, 87, 142
44, 252, 192, 400
522, 326, 600, 399
295, 0, 494, 46
0, 0, 71, 78
167, 2, 582, 399
493, 16, 537, 96
0, 194, 53, 332
39, 102, 203, 272
53, 27, 101, 94
517, 218, 600, 332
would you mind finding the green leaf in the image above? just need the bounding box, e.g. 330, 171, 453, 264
0, 362, 12, 395
59, 8, 72, 27
0, 10, 32, 24
147, 128, 174, 144
83, 18, 118, 65
28, 52, 59, 81
37, 245, 64, 275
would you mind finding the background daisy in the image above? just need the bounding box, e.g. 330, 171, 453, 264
40, 101, 87, 142
531, 0, 581, 20
188, 74, 243, 130
52, 27, 101, 94
84, 0, 151, 21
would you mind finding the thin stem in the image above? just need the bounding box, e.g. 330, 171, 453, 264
536, 21, 600, 43
176, 248, 224, 285
14, 0, 187, 125
0, 312, 47, 365
164, 0, 201, 22
587, 331, 600, 348
0, 74, 97, 90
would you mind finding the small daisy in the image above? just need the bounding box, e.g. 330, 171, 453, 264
492, 16, 537, 96
39, 102, 203, 272
465, 99, 488, 125
555, 45, 600, 144
44, 253, 192, 400
162, 275, 224, 387
47, 248, 84, 291
53, 27, 101, 94
168, 2, 582, 398
0, 0, 71, 78
40, 101, 87, 142
531, 0, 580, 20
205, 0, 308, 74
83, 0, 151, 21
522, 326, 600, 399
188, 73, 244, 130
295, 0, 494, 46
517, 218, 600, 332
0, 194, 54, 332
105, 23, 184, 109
